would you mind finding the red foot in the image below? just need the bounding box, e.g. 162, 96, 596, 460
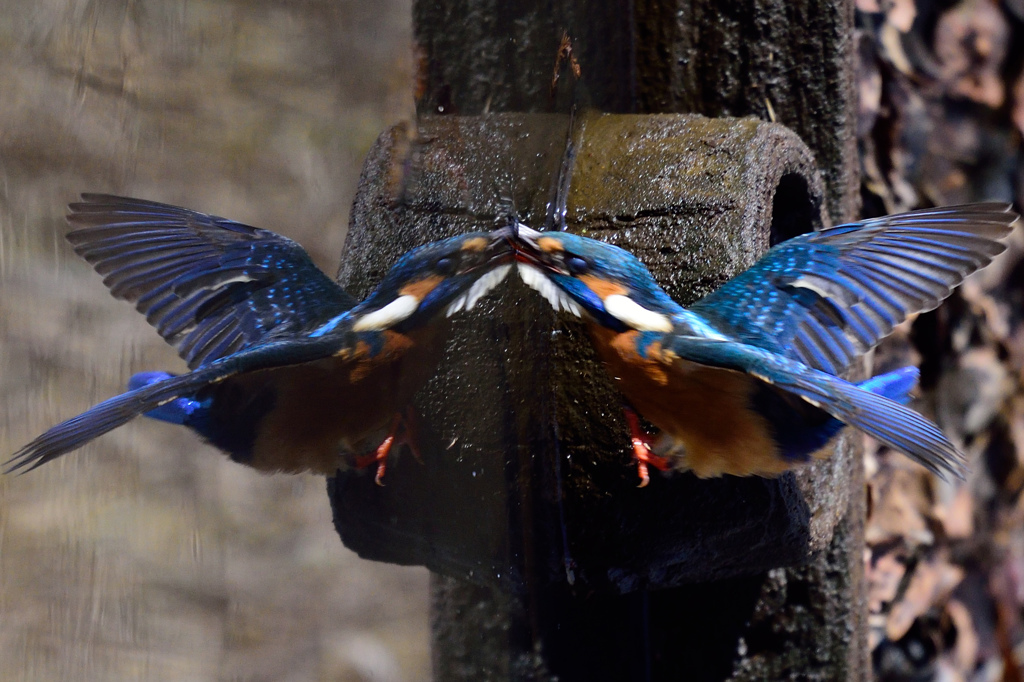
623, 407, 670, 488
354, 410, 424, 485
354, 414, 402, 485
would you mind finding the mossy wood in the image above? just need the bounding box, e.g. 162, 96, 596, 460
331, 112, 837, 591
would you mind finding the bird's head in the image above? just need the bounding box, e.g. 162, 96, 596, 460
511, 226, 682, 332
348, 231, 513, 333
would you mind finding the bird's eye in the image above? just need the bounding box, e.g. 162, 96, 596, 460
435, 257, 457, 275
566, 256, 589, 275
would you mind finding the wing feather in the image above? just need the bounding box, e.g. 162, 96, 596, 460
67, 194, 357, 368
691, 203, 1017, 373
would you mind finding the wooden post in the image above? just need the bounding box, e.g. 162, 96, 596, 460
332, 1, 863, 679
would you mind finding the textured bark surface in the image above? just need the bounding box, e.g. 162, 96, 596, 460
332, 110, 865, 679
334, 0, 864, 679
414, 0, 857, 222
334, 113, 829, 588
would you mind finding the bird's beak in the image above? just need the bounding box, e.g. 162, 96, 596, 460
504, 222, 562, 273
448, 230, 516, 278
485, 227, 516, 268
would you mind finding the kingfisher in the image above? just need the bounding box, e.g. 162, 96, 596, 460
511, 204, 1018, 485
6, 194, 513, 481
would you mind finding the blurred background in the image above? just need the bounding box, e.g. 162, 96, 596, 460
0, 1, 430, 680
857, 1, 1024, 680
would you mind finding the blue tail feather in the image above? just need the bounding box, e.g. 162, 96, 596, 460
792, 365, 963, 479
761, 366, 922, 464
857, 366, 918, 405
128, 372, 205, 425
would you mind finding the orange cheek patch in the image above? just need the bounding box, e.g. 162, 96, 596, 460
579, 274, 627, 300
348, 332, 414, 383
460, 237, 488, 252
537, 237, 565, 253
400, 274, 444, 299
606, 329, 670, 386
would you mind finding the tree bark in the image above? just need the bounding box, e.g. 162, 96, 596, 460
331, 1, 864, 679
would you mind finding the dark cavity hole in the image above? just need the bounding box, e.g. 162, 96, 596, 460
769, 173, 820, 246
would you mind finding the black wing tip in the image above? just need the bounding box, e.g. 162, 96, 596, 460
870, 202, 1019, 230
68, 195, 178, 223
73, 193, 177, 209
67, 194, 218, 229
902, 201, 1015, 215
65, 195, 264, 243
77, 192, 129, 204
69, 194, 149, 217
901, 435, 969, 481
948, 463, 969, 482
927, 452, 969, 482
3, 448, 50, 475
903, 202, 1019, 232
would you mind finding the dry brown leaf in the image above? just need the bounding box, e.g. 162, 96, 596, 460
934, 0, 1010, 107
857, 0, 1024, 676
857, 31, 883, 139
937, 346, 1012, 440
1013, 69, 1024, 138
869, 551, 908, 613
935, 485, 974, 540
887, 559, 965, 640
866, 468, 934, 546
888, 0, 917, 33
1009, 397, 1024, 472
945, 598, 979, 672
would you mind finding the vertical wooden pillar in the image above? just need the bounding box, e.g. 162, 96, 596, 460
414, 0, 857, 221
333, 1, 863, 680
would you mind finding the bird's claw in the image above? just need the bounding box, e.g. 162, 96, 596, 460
624, 407, 670, 487
354, 433, 394, 486
631, 435, 670, 488
355, 410, 424, 485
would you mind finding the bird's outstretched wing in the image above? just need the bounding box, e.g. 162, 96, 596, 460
690, 204, 1017, 375
67, 194, 357, 368
659, 335, 967, 479
4, 330, 364, 474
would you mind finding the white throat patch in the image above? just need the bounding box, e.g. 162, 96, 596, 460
446, 264, 512, 317
516, 263, 582, 317
352, 294, 420, 332
517, 224, 542, 246
603, 294, 673, 332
